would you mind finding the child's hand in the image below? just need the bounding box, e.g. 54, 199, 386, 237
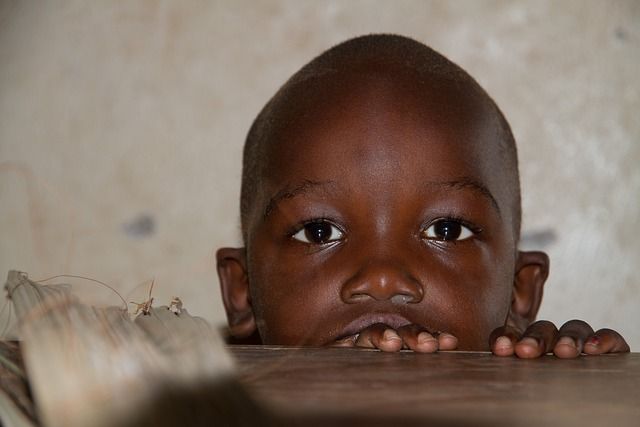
489, 320, 630, 358
332, 323, 458, 353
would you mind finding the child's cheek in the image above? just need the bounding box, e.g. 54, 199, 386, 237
421, 245, 512, 349
249, 253, 340, 345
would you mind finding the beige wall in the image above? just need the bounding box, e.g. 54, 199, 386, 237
1, 0, 638, 348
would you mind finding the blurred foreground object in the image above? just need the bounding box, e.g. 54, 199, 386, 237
0, 271, 266, 427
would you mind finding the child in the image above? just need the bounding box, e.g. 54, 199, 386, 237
216, 34, 629, 359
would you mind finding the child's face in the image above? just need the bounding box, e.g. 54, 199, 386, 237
219, 72, 546, 350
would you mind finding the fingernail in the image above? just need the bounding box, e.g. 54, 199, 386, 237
383, 329, 401, 341
519, 337, 539, 347
496, 336, 512, 349
439, 332, 456, 340
418, 332, 436, 344
556, 336, 576, 349
585, 336, 600, 346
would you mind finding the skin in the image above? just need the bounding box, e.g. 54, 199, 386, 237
217, 64, 629, 357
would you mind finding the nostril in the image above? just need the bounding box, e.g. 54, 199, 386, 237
349, 293, 369, 302
391, 294, 415, 305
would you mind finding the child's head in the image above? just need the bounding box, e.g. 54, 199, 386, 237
217, 34, 549, 350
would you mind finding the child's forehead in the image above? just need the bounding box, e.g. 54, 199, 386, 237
263, 67, 503, 176
261, 76, 513, 232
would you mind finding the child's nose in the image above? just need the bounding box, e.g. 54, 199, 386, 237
340, 261, 424, 304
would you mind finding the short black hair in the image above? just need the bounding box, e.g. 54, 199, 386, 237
240, 34, 520, 243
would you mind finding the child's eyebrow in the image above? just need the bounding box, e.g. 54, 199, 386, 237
264, 179, 337, 219
429, 177, 501, 216
263, 177, 501, 219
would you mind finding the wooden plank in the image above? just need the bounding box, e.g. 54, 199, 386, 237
233, 346, 640, 426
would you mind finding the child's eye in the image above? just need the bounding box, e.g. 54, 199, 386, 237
292, 220, 344, 244
422, 219, 475, 241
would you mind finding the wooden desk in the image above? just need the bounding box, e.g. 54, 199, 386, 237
233, 346, 640, 426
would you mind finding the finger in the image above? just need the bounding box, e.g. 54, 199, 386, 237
514, 320, 558, 359
489, 325, 521, 357
437, 332, 458, 351
355, 323, 403, 352
553, 319, 594, 359
583, 328, 630, 355
397, 324, 438, 353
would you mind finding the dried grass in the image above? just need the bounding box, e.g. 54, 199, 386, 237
1, 271, 267, 427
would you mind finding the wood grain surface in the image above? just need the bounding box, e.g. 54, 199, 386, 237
233, 346, 640, 426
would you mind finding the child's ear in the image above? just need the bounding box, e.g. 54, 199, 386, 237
216, 247, 256, 339
506, 251, 550, 332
